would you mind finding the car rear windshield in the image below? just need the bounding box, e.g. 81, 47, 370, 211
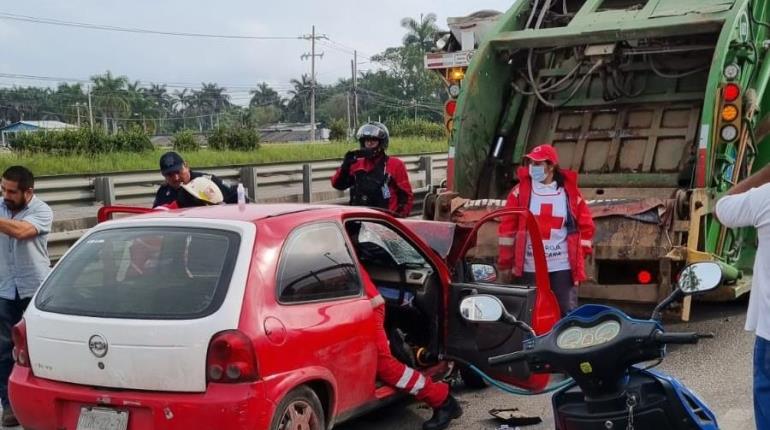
35, 227, 241, 319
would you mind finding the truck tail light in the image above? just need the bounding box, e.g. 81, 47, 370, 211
723, 83, 740, 102
445, 99, 457, 117
637, 270, 653, 285
12, 319, 30, 367
721, 105, 739, 122
721, 125, 739, 141
206, 330, 258, 383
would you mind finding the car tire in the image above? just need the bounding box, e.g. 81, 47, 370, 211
460, 365, 489, 389
270, 386, 326, 430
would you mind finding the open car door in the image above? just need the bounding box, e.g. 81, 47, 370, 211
446, 208, 560, 391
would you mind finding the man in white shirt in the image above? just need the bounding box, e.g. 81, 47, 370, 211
715, 165, 770, 430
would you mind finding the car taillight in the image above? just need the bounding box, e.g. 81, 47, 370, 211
206, 330, 258, 383
637, 270, 653, 285
12, 319, 29, 367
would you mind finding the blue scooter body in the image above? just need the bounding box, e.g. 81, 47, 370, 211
543, 305, 719, 429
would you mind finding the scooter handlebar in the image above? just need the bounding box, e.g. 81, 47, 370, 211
489, 350, 528, 366
653, 331, 713, 345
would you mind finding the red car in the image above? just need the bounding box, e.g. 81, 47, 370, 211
9, 204, 559, 430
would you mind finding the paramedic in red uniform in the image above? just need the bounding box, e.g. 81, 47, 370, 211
497, 144, 595, 317
346, 221, 461, 430
331, 122, 414, 217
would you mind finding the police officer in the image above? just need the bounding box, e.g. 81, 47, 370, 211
153, 151, 239, 208
331, 122, 414, 217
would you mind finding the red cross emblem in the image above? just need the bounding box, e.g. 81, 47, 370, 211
534, 204, 564, 240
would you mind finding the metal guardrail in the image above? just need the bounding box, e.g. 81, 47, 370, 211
43, 153, 448, 261
36, 153, 448, 209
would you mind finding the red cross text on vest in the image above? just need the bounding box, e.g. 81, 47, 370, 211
535, 204, 564, 240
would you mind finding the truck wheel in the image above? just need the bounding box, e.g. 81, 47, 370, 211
460, 365, 489, 389
270, 386, 326, 430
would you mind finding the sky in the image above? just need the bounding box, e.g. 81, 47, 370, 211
0, 1, 514, 103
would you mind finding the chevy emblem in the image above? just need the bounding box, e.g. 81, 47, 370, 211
88, 335, 108, 358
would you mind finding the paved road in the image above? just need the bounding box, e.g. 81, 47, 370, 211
338, 300, 756, 430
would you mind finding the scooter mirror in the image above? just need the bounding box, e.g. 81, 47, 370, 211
459, 295, 507, 322
677, 262, 723, 295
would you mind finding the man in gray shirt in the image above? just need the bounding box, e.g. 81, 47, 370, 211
0, 166, 52, 427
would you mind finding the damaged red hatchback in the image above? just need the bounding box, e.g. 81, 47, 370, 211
9, 204, 558, 430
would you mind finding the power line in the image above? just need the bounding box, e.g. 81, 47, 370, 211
0, 72, 297, 91
0, 12, 303, 40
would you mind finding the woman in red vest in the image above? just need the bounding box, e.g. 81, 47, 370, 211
497, 144, 595, 317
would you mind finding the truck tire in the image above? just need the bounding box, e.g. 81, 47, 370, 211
460, 365, 489, 389
270, 386, 326, 430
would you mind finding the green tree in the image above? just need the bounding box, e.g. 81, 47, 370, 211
400, 13, 439, 52
285, 75, 313, 122
54, 83, 87, 125
250, 82, 282, 108
91, 71, 130, 134
249, 105, 282, 127
144, 84, 173, 133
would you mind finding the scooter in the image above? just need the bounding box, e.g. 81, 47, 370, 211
460, 261, 725, 430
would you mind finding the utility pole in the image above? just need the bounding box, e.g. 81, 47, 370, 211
346, 92, 351, 138
87, 87, 95, 131
353, 50, 359, 129
301, 26, 326, 142
75, 103, 82, 127
413, 99, 418, 123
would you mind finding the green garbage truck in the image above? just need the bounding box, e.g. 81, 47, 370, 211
428, 0, 770, 313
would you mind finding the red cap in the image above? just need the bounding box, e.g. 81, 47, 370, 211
524, 144, 559, 164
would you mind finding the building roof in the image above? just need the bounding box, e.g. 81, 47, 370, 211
0, 120, 79, 132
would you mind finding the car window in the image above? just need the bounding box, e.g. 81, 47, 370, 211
356, 222, 426, 266
277, 223, 361, 303
35, 227, 241, 319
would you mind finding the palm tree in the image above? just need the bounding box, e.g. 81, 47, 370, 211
400, 13, 439, 52
286, 75, 313, 122
250, 82, 281, 108
144, 84, 173, 133
195, 83, 230, 129
127, 81, 154, 132
173, 88, 200, 131
54, 83, 87, 125
91, 71, 130, 134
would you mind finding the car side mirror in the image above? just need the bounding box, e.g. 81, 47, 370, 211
677, 262, 723, 295
459, 295, 508, 322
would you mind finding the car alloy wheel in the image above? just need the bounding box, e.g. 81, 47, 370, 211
273, 386, 325, 430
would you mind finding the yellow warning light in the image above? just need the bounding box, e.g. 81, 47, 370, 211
721, 104, 739, 122
449, 68, 466, 81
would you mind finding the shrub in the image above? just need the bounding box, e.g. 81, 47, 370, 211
114, 127, 153, 152
172, 130, 200, 151
388, 118, 446, 140
329, 118, 348, 141
207, 126, 261, 151
8, 128, 153, 156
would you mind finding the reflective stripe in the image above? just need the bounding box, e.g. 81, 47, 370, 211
410, 374, 426, 395
396, 368, 414, 389
370, 295, 385, 308
498, 237, 515, 246
580, 239, 592, 247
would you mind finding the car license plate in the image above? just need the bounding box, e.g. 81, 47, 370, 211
76, 407, 129, 430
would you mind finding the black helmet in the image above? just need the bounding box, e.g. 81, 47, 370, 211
356, 121, 390, 150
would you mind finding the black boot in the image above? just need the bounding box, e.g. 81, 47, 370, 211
423, 395, 462, 430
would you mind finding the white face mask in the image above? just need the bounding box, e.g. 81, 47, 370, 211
529, 164, 547, 183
